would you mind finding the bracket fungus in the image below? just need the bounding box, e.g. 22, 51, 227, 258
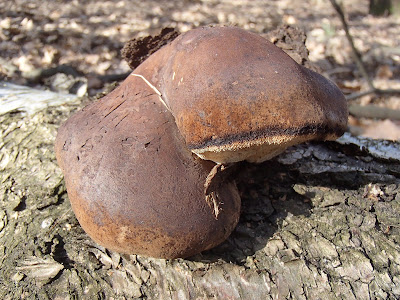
153, 26, 348, 163
55, 26, 347, 259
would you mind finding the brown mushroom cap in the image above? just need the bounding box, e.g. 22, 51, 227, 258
55, 26, 347, 258
145, 26, 348, 163
55, 72, 241, 259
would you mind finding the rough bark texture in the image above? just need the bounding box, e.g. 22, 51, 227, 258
1, 98, 400, 299
1, 26, 400, 299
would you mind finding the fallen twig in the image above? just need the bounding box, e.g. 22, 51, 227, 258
346, 88, 400, 101
98, 72, 130, 83
329, 0, 400, 100
349, 103, 400, 120
22, 64, 130, 85
22, 64, 82, 82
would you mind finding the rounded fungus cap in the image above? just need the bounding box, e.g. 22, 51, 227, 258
55, 26, 348, 259
150, 26, 348, 163
55, 73, 241, 259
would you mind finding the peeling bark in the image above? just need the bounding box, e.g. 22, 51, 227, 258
0, 98, 400, 299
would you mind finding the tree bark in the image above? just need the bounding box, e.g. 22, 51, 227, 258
0, 91, 400, 299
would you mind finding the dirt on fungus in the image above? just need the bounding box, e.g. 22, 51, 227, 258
121, 27, 179, 70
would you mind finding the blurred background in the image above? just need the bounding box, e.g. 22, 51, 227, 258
1, 0, 399, 140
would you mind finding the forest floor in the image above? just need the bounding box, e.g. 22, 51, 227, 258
1, 1, 400, 299
1, 0, 400, 138
1, 79, 400, 299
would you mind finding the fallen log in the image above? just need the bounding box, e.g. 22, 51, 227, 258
0, 85, 399, 299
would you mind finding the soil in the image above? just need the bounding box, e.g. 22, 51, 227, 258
2, 0, 399, 136
1, 0, 399, 96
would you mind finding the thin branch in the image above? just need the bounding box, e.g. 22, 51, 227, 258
349, 103, 400, 120
346, 88, 400, 101
345, 89, 376, 101
329, 0, 400, 100
328, 0, 375, 90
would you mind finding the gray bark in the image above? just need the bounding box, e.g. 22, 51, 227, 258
0, 89, 400, 299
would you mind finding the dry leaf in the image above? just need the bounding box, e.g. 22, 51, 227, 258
362, 119, 400, 141
16, 256, 63, 282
